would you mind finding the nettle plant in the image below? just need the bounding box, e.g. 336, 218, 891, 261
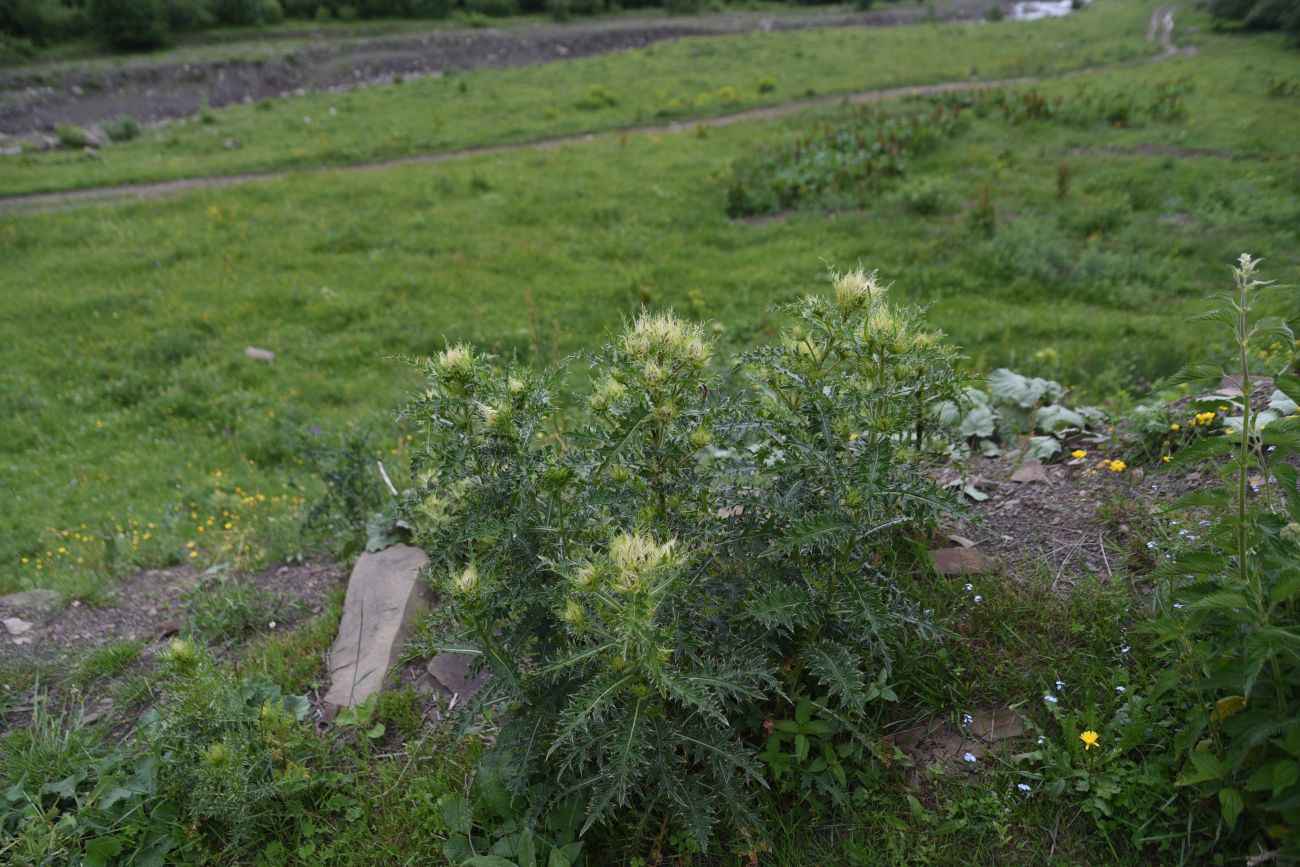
1148, 255, 1300, 852
400, 268, 963, 851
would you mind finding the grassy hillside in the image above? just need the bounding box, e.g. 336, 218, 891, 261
3, 16, 1299, 597
0, 0, 1160, 196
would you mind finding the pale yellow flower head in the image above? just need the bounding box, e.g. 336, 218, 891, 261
833, 266, 886, 311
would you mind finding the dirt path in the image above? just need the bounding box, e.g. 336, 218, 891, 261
0, 6, 1186, 215
0, 1, 999, 137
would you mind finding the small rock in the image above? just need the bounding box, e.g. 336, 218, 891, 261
931, 547, 997, 576
244, 346, 275, 362
4, 617, 34, 637
1011, 459, 1050, 484
154, 619, 182, 638
82, 698, 114, 725
968, 707, 1025, 742
426, 652, 488, 700
0, 588, 61, 622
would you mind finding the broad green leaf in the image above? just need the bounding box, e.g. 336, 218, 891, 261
1275, 374, 1300, 406
1157, 361, 1224, 391
1218, 787, 1244, 829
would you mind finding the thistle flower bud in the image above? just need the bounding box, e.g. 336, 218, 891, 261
165, 638, 198, 673
507, 376, 527, 399
452, 564, 480, 596
204, 742, 229, 768
609, 532, 677, 593
1283, 523, 1300, 545
477, 400, 513, 435
642, 360, 666, 387
689, 428, 713, 448
623, 311, 712, 369
560, 598, 587, 629
434, 344, 476, 381
607, 464, 631, 483
651, 401, 677, 424
833, 266, 885, 310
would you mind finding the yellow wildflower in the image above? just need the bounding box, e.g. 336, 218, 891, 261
1080, 730, 1099, 750
1170, 423, 1180, 431
1106, 460, 1127, 473
1071, 449, 1087, 459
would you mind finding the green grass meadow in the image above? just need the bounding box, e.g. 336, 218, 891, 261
3, 5, 1300, 597
0, 0, 1162, 196
3, 2, 1300, 863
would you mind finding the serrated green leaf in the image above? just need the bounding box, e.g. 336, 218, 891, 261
1157, 361, 1225, 391
1218, 787, 1244, 829
804, 641, 866, 713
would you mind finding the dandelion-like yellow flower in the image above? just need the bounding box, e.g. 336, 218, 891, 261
1106, 460, 1127, 473
1162, 455, 1172, 463
1080, 730, 1099, 750
1071, 449, 1088, 459
1170, 423, 1180, 431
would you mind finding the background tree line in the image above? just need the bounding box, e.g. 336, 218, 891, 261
3, 0, 1297, 54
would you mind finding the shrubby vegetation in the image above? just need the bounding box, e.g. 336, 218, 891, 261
725, 79, 1194, 217
1210, 0, 1300, 42
402, 269, 964, 850
0, 0, 911, 51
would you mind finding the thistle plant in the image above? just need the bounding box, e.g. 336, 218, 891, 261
1149, 255, 1300, 851
400, 267, 964, 852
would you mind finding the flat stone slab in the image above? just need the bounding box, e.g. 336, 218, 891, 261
0, 588, 61, 624
323, 544, 431, 709
426, 651, 489, 701
931, 546, 998, 576
1010, 458, 1050, 485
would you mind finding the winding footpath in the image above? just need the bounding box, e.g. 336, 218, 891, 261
0, 7, 1191, 214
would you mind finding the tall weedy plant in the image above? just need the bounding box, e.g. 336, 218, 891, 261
1151, 255, 1300, 853
399, 268, 964, 852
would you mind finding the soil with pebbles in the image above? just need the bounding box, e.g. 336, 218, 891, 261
0, 1, 1002, 137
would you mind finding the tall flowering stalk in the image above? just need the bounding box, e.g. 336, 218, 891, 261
1150, 255, 1300, 849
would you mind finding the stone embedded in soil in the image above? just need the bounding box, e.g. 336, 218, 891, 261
0, 588, 61, 624
426, 651, 489, 701
1010, 458, 1050, 484
930, 547, 997, 576
968, 707, 1025, 742
323, 544, 432, 710
244, 346, 275, 363
4, 617, 34, 637
153, 619, 182, 638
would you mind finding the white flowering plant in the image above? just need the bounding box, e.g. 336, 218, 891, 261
399, 267, 965, 854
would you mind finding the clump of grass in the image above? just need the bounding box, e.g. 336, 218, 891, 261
575, 84, 619, 111
184, 568, 293, 644
55, 123, 90, 149
73, 639, 145, 686
104, 115, 142, 143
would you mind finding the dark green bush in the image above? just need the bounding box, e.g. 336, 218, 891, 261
88, 0, 168, 49
403, 267, 965, 851
164, 0, 215, 29
464, 0, 516, 16
104, 115, 143, 142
